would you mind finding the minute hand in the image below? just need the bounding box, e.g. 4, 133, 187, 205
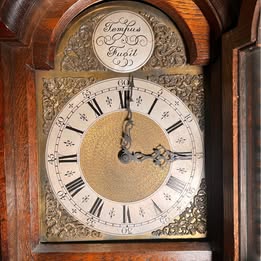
120, 75, 134, 150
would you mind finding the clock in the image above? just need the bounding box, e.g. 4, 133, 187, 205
37, 0, 206, 242
45, 77, 204, 239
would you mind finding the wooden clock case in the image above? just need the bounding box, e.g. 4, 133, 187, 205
0, 0, 259, 260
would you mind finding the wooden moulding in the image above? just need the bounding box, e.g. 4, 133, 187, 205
32, 242, 212, 260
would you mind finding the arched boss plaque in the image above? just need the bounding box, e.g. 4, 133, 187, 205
92, 11, 154, 73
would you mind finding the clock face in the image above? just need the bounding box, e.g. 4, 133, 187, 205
45, 77, 204, 237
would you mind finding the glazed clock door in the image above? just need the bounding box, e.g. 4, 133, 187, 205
36, 0, 207, 242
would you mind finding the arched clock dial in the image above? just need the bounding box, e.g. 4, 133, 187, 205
45, 77, 204, 237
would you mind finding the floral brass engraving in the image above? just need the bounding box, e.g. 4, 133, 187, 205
44, 183, 102, 240
61, 9, 186, 72
141, 12, 186, 69
148, 74, 204, 130
152, 179, 207, 237
61, 14, 106, 72
42, 76, 96, 134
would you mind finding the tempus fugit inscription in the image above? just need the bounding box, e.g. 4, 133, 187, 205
92, 11, 154, 73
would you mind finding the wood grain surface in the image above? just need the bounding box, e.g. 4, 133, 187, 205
0, 0, 252, 260
32, 241, 212, 261
222, 0, 260, 260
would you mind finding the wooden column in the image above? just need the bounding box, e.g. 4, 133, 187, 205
222, 0, 260, 260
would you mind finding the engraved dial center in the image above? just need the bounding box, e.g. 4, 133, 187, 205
80, 111, 170, 203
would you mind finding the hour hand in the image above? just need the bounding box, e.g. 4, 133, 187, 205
121, 119, 133, 149
118, 145, 193, 166
118, 148, 158, 165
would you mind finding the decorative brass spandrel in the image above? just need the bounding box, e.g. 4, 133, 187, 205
42, 182, 102, 242
61, 14, 106, 72
148, 74, 205, 130
42, 76, 96, 134
140, 11, 186, 69
152, 178, 207, 238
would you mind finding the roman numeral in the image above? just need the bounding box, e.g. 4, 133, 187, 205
123, 205, 131, 223
119, 90, 130, 109
65, 177, 85, 197
166, 176, 186, 193
65, 125, 84, 134
58, 154, 77, 163
152, 199, 163, 215
87, 98, 103, 117
89, 197, 104, 217
166, 120, 183, 134
148, 98, 158, 115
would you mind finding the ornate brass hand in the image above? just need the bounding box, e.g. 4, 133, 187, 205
119, 145, 192, 166
120, 75, 134, 150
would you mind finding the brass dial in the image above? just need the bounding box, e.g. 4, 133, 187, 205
80, 111, 170, 202
45, 78, 204, 237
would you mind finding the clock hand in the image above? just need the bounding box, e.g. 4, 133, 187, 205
121, 118, 133, 150
118, 148, 135, 164
118, 147, 155, 164
134, 145, 192, 166
118, 145, 192, 166
120, 75, 134, 150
